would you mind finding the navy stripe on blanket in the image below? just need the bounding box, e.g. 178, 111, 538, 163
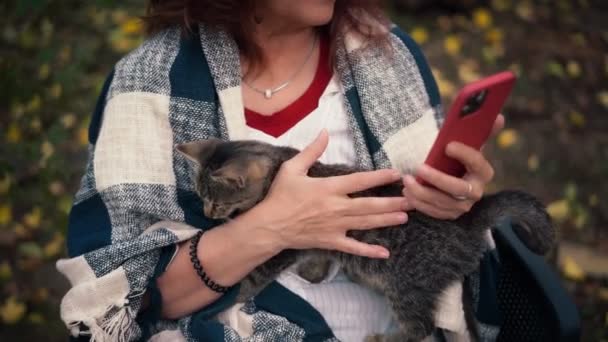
170, 29, 216, 102
67, 193, 112, 258
345, 87, 381, 163
390, 27, 441, 109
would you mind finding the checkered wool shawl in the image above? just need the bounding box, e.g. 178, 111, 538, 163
57, 23, 502, 342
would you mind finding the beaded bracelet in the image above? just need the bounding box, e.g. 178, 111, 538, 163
189, 230, 230, 293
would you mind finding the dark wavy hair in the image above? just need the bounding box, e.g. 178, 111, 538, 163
143, 0, 390, 73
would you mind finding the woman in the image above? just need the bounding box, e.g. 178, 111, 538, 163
58, 0, 504, 341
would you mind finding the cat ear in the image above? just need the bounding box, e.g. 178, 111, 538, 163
210, 166, 246, 189
176, 139, 222, 166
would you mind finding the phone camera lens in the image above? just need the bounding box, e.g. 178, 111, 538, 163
460, 89, 488, 117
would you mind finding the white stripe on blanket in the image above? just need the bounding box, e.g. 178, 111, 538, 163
217, 86, 248, 140
94, 92, 174, 190
382, 107, 438, 175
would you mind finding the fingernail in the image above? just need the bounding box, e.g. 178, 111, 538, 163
391, 169, 401, 179
402, 199, 409, 210
397, 212, 408, 222
378, 248, 390, 258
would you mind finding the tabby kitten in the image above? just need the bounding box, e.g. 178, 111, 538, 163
177, 139, 554, 342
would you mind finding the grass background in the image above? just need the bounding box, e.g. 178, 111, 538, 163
1, 0, 606, 340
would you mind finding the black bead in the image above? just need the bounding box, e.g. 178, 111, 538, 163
189, 230, 230, 293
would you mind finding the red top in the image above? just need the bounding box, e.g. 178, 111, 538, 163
244, 35, 332, 138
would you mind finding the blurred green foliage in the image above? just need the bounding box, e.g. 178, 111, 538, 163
0, 0, 606, 341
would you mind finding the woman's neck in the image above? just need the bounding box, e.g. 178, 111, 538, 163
243, 19, 317, 82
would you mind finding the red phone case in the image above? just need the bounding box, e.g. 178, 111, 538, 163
419, 71, 516, 183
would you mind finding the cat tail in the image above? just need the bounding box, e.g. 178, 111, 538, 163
462, 190, 555, 255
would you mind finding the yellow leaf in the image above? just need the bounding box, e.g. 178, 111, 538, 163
31, 118, 41, 133
26, 94, 42, 113
496, 129, 518, 149
597, 90, 608, 109
38, 63, 50, 80
546, 61, 565, 78
547, 199, 569, 222
58, 196, 73, 215
77, 126, 89, 146
43, 233, 64, 258
444, 35, 462, 57
458, 60, 481, 83
410, 27, 429, 45
509, 63, 522, 77
566, 61, 581, 78
0, 297, 26, 324
527, 154, 539, 171
61, 113, 76, 128
432, 68, 456, 98
485, 28, 504, 45
0, 261, 12, 281
515, 1, 534, 21
120, 18, 143, 35
588, 194, 598, 207
13, 224, 28, 238
49, 83, 62, 99
23, 207, 42, 229
111, 36, 139, 53
27, 312, 45, 324
561, 256, 585, 281
48, 181, 65, 196
6, 122, 21, 143
41, 18, 53, 40
0, 204, 11, 225
473, 8, 493, 30
0, 174, 11, 195
41, 141, 54, 160
568, 111, 585, 128
573, 210, 588, 230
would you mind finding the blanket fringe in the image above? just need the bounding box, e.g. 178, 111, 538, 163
69, 298, 137, 342
101, 301, 135, 342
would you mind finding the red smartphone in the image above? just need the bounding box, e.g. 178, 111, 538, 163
418, 71, 516, 183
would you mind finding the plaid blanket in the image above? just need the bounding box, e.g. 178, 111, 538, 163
57, 23, 502, 341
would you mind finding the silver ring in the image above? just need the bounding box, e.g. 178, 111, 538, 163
453, 182, 473, 201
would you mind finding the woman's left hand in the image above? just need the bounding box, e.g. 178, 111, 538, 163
402, 114, 505, 219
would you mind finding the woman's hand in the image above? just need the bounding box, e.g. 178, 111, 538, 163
245, 130, 408, 259
402, 114, 505, 219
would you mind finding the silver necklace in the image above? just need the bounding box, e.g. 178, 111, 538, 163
242, 35, 317, 99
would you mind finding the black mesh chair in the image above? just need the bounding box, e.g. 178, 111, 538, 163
493, 220, 581, 341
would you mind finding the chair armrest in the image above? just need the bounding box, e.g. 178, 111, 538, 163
493, 219, 581, 342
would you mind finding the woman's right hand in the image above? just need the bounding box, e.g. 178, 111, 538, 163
245, 130, 409, 259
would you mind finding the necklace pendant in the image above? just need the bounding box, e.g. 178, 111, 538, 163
264, 89, 272, 99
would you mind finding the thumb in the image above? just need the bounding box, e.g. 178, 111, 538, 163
288, 129, 329, 174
